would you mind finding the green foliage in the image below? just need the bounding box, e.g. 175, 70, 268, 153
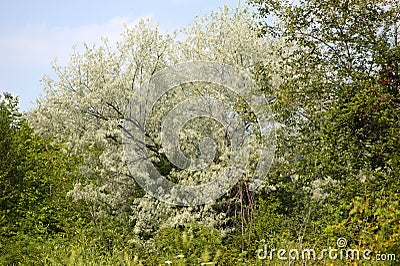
135, 224, 232, 265
249, 0, 400, 264
0, 93, 89, 265
1, 1, 399, 264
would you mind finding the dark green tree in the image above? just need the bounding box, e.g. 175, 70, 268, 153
0, 93, 88, 264
249, 0, 400, 257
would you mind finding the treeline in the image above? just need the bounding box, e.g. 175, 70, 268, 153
1, 1, 399, 265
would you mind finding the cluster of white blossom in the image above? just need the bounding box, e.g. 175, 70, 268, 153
29, 5, 285, 236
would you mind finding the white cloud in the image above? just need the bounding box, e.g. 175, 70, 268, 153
0, 14, 153, 67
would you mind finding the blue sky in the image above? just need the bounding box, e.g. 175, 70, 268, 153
0, 0, 242, 111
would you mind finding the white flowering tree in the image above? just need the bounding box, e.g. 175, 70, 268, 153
29, 6, 285, 237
